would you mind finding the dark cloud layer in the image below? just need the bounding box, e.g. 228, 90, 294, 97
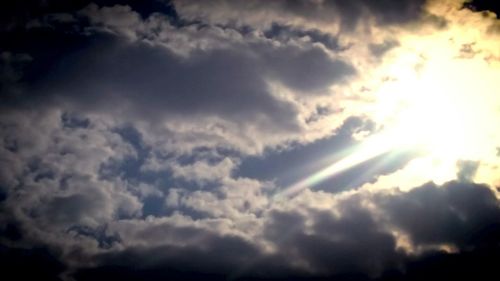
2, 181, 500, 280
174, 0, 428, 30
288, 0, 427, 27
0, 245, 65, 281
1, 9, 354, 134
0, 0, 177, 29
69, 182, 500, 280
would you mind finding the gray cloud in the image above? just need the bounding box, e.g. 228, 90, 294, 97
0, 4, 356, 155
261, 45, 355, 93
369, 39, 400, 58
376, 181, 500, 249
173, 0, 428, 30
263, 208, 402, 277
20, 180, 496, 281
1, 109, 499, 279
456, 160, 480, 182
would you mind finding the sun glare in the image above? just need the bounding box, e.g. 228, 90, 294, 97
277, 54, 498, 198
372, 54, 498, 184
278, 10, 500, 198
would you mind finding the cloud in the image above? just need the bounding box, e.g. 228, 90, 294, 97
464, 0, 500, 18
3, 180, 496, 280
236, 116, 417, 193
262, 208, 402, 277
173, 0, 427, 31
369, 39, 400, 57
456, 160, 480, 182
0, 245, 66, 281
376, 181, 500, 250
2, 1, 500, 281
1, 3, 359, 155
1, 110, 500, 279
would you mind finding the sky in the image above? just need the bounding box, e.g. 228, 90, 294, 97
1, 0, 500, 280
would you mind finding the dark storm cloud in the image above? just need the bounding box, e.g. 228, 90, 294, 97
4, 180, 496, 281
0, 245, 66, 281
377, 181, 500, 249
380, 246, 500, 281
263, 208, 403, 277
72, 224, 285, 281
255, 182, 500, 279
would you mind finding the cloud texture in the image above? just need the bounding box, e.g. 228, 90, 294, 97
1, 0, 500, 280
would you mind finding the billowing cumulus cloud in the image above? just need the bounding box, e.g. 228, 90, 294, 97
1, 0, 500, 280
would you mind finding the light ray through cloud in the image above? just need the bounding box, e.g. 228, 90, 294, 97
274, 130, 406, 199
